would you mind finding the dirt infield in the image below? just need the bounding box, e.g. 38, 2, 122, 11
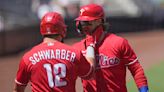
0, 30, 164, 92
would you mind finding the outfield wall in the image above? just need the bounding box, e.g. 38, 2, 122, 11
0, 17, 162, 56
0, 26, 42, 56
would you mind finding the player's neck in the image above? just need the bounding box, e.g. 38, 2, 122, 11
43, 37, 58, 43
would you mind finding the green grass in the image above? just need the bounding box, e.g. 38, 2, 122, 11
127, 61, 164, 92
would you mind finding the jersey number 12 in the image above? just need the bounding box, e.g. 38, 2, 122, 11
44, 63, 67, 88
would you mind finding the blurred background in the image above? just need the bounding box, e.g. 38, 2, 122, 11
0, 0, 164, 92
0, 0, 164, 55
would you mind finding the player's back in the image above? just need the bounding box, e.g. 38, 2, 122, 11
21, 41, 91, 92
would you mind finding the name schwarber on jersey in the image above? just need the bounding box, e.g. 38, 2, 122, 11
29, 49, 76, 65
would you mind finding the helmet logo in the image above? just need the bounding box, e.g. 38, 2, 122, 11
80, 8, 85, 16
80, 7, 88, 16
47, 16, 53, 22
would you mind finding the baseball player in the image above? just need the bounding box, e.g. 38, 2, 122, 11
73, 4, 149, 92
13, 12, 96, 92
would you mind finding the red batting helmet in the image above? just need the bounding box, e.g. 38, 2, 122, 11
75, 4, 105, 21
40, 12, 67, 37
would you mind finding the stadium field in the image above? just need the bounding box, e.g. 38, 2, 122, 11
127, 60, 164, 92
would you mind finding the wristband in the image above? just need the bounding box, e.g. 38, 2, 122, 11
139, 86, 148, 92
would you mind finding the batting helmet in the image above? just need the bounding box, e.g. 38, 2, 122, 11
40, 12, 66, 37
75, 4, 105, 21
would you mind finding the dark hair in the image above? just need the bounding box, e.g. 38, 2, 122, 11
43, 34, 60, 38
103, 22, 110, 32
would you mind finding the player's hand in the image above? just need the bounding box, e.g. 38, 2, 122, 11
85, 35, 96, 48
139, 86, 148, 92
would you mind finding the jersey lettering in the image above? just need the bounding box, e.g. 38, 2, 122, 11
44, 63, 67, 88
29, 49, 76, 65
96, 54, 120, 69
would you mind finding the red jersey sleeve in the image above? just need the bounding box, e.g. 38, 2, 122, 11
120, 39, 148, 88
75, 49, 93, 79
120, 39, 138, 65
73, 40, 94, 79
128, 61, 148, 88
15, 58, 30, 86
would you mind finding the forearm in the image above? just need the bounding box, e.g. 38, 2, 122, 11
128, 61, 148, 91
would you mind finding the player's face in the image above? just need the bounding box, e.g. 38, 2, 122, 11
80, 20, 99, 35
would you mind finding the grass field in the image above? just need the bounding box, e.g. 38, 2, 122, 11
127, 60, 164, 92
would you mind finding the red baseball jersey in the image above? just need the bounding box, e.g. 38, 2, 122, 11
73, 33, 148, 92
15, 41, 93, 92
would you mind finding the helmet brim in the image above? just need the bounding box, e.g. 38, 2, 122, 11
75, 16, 98, 21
